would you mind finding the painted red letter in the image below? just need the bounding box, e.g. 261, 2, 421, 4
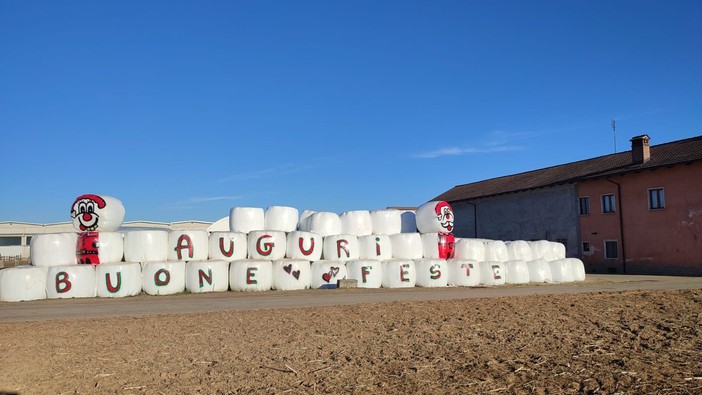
219, 237, 234, 258
298, 237, 314, 256
256, 235, 274, 256
105, 272, 122, 293
336, 239, 349, 258
175, 235, 194, 260
56, 271, 72, 293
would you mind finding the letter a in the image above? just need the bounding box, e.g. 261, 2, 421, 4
175, 234, 194, 260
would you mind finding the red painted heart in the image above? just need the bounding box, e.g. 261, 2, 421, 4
322, 266, 340, 283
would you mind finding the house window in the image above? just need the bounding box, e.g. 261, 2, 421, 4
582, 241, 590, 252
578, 197, 590, 215
602, 194, 616, 213
649, 188, 665, 209
604, 240, 618, 259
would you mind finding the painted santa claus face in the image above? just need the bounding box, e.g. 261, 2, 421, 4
416, 200, 455, 234
71, 195, 106, 231
434, 202, 454, 232
69, 194, 125, 232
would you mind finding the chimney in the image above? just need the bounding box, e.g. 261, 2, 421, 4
630, 134, 651, 164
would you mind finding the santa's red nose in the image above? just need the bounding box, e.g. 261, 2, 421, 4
82, 213, 92, 221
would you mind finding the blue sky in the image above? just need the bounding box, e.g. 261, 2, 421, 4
1, 1, 700, 224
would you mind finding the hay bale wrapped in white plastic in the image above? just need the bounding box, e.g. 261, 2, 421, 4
549, 259, 575, 282
30, 233, 78, 267
370, 210, 401, 235
168, 230, 209, 262
311, 260, 348, 289
400, 210, 417, 233
479, 261, 506, 286
505, 240, 532, 262
123, 230, 169, 263
70, 194, 125, 232
308, 212, 342, 237
359, 234, 392, 260
346, 259, 383, 288
247, 231, 287, 260
389, 233, 423, 259
230, 259, 272, 292
569, 258, 586, 281
416, 201, 454, 233
142, 261, 186, 295
96, 262, 142, 298
447, 259, 480, 287
229, 207, 265, 234
272, 259, 311, 291
185, 260, 229, 293
322, 235, 359, 261
340, 210, 373, 236
0, 266, 48, 302
454, 238, 485, 261
265, 206, 299, 232
528, 240, 549, 261
297, 210, 317, 231
208, 232, 247, 261
530, 240, 558, 261
46, 265, 96, 299
526, 259, 553, 283
552, 242, 567, 260
381, 259, 416, 288
286, 231, 323, 261
483, 240, 508, 262
504, 260, 530, 284
96, 232, 124, 263
421, 233, 455, 259
414, 258, 448, 287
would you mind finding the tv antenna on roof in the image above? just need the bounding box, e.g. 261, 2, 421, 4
611, 119, 617, 153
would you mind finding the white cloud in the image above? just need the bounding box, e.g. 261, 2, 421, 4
613, 108, 664, 121
414, 145, 522, 159
186, 196, 242, 203
218, 163, 317, 183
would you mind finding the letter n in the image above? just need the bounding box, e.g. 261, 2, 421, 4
198, 269, 213, 288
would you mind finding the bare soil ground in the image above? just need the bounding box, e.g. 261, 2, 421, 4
1, 288, 701, 394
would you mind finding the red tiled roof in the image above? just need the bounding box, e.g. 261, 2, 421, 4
433, 135, 702, 202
